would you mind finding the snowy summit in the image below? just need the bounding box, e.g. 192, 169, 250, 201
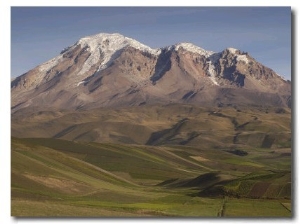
175, 42, 214, 57
75, 33, 161, 75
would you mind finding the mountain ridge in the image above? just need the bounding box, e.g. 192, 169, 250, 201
11, 32, 291, 112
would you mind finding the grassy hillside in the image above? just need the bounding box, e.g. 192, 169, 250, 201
11, 104, 291, 149
11, 137, 291, 217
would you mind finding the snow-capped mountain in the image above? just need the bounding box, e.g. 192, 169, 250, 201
11, 33, 291, 112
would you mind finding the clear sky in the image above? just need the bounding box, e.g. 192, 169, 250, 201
11, 7, 291, 80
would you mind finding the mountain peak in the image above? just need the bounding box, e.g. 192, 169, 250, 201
78, 32, 124, 41
174, 42, 214, 57
223, 47, 249, 64
76, 32, 160, 55
11, 32, 291, 112
226, 47, 239, 54
73, 32, 161, 74
76, 32, 128, 48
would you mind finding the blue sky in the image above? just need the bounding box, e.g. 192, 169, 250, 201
11, 7, 291, 79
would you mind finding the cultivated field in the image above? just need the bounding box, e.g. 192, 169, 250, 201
11, 132, 291, 217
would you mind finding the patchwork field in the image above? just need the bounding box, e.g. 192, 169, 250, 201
11, 135, 291, 217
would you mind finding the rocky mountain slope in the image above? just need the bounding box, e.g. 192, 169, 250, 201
11, 33, 291, 112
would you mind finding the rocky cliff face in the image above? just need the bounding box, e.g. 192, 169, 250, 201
11, 33, 291, 112
212, 48, 289, 93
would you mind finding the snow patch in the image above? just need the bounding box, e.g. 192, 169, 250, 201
236, 54, 248, 64
226, 47, 249, 64
276, 73, 287, 81
174, 43, 214, 57
77, 80, 88, 86
38, 55, 63, 73
227, 47, 238, 54
76, 33, 161, 76
207, 61, 219, 86
205, 53, 221, 86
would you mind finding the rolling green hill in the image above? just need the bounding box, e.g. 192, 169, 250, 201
11, 134, 291, 217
